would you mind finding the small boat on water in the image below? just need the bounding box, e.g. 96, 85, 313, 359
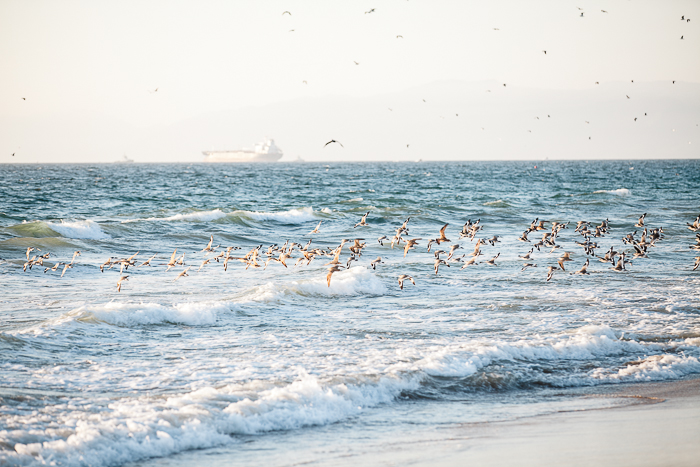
203, 139, 283, 163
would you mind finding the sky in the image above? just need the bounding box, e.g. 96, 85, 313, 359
1, 0, 699, 163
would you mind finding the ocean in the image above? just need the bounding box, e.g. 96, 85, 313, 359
1, 160, 699, 466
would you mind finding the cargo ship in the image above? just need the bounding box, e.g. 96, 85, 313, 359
202, 139, 283, 163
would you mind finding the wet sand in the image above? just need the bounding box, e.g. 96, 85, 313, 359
341, 378, 700, 467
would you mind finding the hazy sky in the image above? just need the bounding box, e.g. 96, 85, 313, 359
1, 0, 699, 162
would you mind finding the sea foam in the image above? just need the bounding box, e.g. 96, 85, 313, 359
593, 188, 630, 196
38, 220, 111, 239
237, 207, 317, 224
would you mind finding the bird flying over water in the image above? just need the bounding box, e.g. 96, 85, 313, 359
324, 140, 344, 148
398, 274, 415, 290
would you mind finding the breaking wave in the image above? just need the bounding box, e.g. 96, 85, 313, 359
6, 219, 110, 239
593, 188, 630, 196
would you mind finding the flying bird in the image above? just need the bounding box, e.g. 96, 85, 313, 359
396, 35, 403, 39
116, 276, 129, 292
397, 274, 415, 290
282, 11, 291, 15
365, 8, 375, 14
324, 140, 344, 148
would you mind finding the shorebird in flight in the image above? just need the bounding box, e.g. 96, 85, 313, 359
309, 221, 322, 234
282, 10, 291, 15
354, 211, 370, 228
546, 266, 557, 281
571, 259, 590, 275
370, 257, 383, 270
635, 213, 647, 228
324, 140, 344, 148
174, 266, 191, 281
557, 252, 573, 271
398, 274, 415, 290
521, 263, 537, 272
116, 276, 128, 292
138, 254, 157, 268
326, 265, 345, 287
404, 238, 421, 258
434, 224, 451, 244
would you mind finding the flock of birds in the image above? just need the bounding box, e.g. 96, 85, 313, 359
17, 211, 700, 292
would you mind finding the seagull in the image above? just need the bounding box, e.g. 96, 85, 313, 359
354, 211, 370, 228
116, 275, 129, 292
521, 263, 537, 271
71, 251, 81, 264
370, 257, 383, 270
326, 265, 345, 287
377, 235, 387, 246
398, 274, 415, 290
635, 213, 647, 228
324, 140, 344, 148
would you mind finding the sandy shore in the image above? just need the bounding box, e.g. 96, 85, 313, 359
348, 378, 700, 467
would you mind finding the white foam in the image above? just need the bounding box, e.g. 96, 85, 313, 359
241, 267, 387, 302
321, 207, 333, 214
593, 188, 630, 196
84, 301, 222, 326
45, 219, 110, 239
3, 372, 418, 467
345, 198, 364, 202
239, 207, 317, 224
598, 354, 700, 381
19, 302, 222, 333
122, 209, 227, 223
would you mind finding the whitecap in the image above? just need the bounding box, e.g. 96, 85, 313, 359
593, 188, 630, 196
45, 220, 111, 239
121, 209, 227, 223
240, 267, 387, 302
238, 207, 316, 224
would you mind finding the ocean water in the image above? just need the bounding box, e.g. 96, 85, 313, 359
1, 160, 699, 466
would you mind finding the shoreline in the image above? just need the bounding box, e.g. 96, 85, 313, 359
349, 377, 700, 467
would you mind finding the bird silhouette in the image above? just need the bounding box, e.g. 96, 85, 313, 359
282, 11, 291, 15
324, 140, 344, 148
365, 8, 375, 14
